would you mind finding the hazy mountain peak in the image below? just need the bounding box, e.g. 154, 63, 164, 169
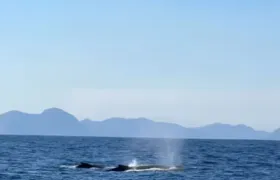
2, 110, 25, 115
0, 110, 30, 118
41, 107, 68, 114
40, 107, 79, 124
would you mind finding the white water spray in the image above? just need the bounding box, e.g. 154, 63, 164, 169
128, 159, 138, 167
156, 138, 184, 166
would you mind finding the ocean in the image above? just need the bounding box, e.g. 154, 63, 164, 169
0, 135, 279, 180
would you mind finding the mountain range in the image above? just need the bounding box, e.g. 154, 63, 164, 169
0, 107, 279, 140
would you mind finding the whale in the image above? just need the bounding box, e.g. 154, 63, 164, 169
76, 162, 105, 169
75, 162, 183, 172
107, 164, 184, 172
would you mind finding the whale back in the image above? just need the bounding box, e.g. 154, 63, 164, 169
107, 164, 131, 171
76, 162, 105, 169
76, 162, 93, 168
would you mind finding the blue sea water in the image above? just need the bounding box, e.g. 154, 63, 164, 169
0, 135, 280, 180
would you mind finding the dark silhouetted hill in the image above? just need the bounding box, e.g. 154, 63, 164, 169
0, 108, 274, 140
0, 108, 88, 136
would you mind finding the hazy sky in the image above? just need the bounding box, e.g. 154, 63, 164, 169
0, 1, 279, 131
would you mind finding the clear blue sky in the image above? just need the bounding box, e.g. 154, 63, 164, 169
0, 1, 279, 131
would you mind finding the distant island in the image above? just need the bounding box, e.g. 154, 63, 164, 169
0, 107, 279, 140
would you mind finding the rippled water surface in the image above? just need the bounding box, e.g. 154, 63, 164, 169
0, 135, 280, 179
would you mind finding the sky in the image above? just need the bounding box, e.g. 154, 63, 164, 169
0, 0, 279, 131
